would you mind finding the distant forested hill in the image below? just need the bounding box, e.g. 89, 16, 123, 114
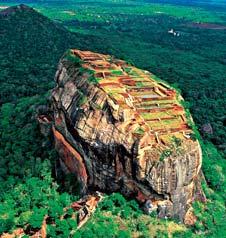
0, 4, 109, 104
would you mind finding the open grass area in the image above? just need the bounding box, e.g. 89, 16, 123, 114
1, 0, 225, 23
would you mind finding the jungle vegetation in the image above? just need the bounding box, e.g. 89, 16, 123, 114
0, 1, 225, 237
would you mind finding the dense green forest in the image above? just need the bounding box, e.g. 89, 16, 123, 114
0, 2, 225, 237
2, 0, 225, 154
0, 4, 109, 105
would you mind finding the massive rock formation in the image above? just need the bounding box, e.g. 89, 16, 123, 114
50, 49, 203, 221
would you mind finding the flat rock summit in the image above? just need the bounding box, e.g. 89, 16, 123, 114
44, 49, 203, 222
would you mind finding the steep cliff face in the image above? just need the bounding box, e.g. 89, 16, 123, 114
51, 49, 203, 221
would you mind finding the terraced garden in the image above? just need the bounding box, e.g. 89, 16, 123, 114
71, 49, 193, 149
